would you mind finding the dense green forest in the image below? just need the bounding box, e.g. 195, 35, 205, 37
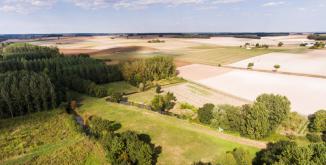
0, 43, 121, 118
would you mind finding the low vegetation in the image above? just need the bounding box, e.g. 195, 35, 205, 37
0, 109, 106, 165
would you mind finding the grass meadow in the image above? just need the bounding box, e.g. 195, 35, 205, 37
78, 97, 259, 165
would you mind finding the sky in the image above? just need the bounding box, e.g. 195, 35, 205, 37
0, 0, 326, 34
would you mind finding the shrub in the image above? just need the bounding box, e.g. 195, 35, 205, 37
273, 64, 280, 71
180, 102, 197, 111
197, 103, 215, 124
151, 92, 176, 112
278, 42, 284, 47
247, 63, 254, 69
231, 148, 252, 165
306, 133, 322, 143
155, 85, 162, 93
88, 116, 121, 138
110, 92, 123, 103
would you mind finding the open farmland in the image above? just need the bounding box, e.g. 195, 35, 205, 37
229, 49, 326, 77
186, 35, 314, 46
30, 35, 309, 66
178, 64, 326, 115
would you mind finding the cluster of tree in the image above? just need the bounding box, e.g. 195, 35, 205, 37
0, 71, 56, 118
308, 34, 326, 41
64, 76, 108, 98
310, 42, 326, 49
253, 140, 325, 165
197, 94, 291, 139
87, 116, 158, 165
151, 92, 176, 113
121, 56, 176, 86
0, 43, 122, 118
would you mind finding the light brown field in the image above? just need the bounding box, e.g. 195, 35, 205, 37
178, 64, 326, 116
229, 49, 326, 77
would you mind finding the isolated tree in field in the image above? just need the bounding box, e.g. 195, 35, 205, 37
278, 42, 284, 47
151, 92, 176, 112
110, 92, 123, 103
247, 63, 254, 69
197, 103, 215, 124
308, 110, 326, 132
273, 64, 280, 71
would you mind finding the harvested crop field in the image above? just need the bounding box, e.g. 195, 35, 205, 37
229, 49, 326, 77
178, 64, 326, 115
164, 83, 249, 107
186, 35, 314, 46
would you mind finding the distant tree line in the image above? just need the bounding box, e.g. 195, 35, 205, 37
0, 43, 122, 118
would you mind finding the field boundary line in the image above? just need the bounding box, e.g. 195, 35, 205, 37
224, 66, 326, 79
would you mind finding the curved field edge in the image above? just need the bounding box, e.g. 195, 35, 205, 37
79, 97, 260, 165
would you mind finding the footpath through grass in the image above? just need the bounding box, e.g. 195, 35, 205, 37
79, 97, 259, 165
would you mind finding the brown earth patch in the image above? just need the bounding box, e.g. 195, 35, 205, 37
91, 46, 157, 55
60, 49, 98, 55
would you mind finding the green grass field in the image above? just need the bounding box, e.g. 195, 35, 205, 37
78, 97, 259, 165
0, 110, 107, 165
102, 81, 138, 95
